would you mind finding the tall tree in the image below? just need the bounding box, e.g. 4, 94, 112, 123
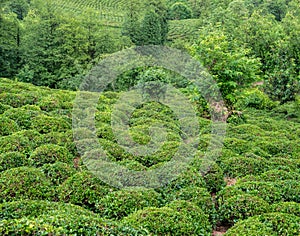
123, 0, 168, 46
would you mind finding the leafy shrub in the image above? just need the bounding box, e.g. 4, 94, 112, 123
270, 202, 300, 217
0, 200, 96, 220
3, 107, 42, 129
0, 102, 11, 114
225, 213, 300, 235
268, 158, 300, 173
96, 122, 115, 141
168, 2, 193, 20
31, 114, 71, 134
233, 181, 283, 204
57, 171, 113, 211
39, 131, 78, 156
98, 138, 133, 161
0, 167, 54, 203
40, 162, 76, 185
117, 159, 147, 171
234, 88, 277, 110
0, 152, 29, 172
167, 186, 216, 225
223, 137, 251, 154
0, 116, 20, 136
37, 95, 63, 112
123, 205, 211, 235
190, 157, 226, 192
218, 193, 270, 225
30, 144, 73, 167
224, 217, 275, 235
96, 187, 162, 219
238, 170, 300, 183
220, 156, 268, 177
0, 133, 32, 154
166, 200, 212, 235
158, 165, 207, 195
0, 92, 38, 108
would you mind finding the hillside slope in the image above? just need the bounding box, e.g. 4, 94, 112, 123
0, 78, 299, 235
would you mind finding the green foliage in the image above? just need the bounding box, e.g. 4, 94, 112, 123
3, 107, 42, 129
189, 30, 261, 104
225, 213, 300, 236
166, 200, 212, 235
218, 193, 270, 225
123, 0, 168, 45
96, 187, 162, 219
220, 156, 268, 177
30, 144, 73, 167
0, 116, 20, 136
57, 171, 113, 211
234, 88, 277, 110
123, 205, 211, 235
0, 167, 54, 203
167, 186, 216, 225
0, 132, 32, 154
270, 202, 300, 217
0, 152, 28, 172
30, 114, 71, 134
40, 162, 76, 185
168, 2, 193, 20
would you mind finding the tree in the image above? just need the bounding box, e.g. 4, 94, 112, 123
189, 29, 262, 104
168, 2, 193, 20
123, 0, 168, 46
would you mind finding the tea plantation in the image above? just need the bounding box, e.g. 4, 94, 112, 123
0, 78, 299, 235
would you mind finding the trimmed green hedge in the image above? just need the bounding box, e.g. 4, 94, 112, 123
0, 116, 20, 136
57, 171, 113, 211
270, 202, 300, 217
0, 167, 54, 203
40, 162, 76, 185
167, 186, 216, 225
30, 144, 73, 167
31, 114, 71, 134
218, 193, 269, 225
96, 187, 162, 219
123, 204, 212, 235
0, 152, 29, 172
225, 213, 300, 235
3, 107, 42, 129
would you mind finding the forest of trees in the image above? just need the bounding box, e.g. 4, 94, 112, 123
0, 0, 299, 104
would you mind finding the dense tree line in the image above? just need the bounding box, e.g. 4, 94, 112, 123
0, 0, 299, 104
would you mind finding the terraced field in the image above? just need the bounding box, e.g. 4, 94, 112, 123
0, 78, 299, 234
49, 0, 202, 40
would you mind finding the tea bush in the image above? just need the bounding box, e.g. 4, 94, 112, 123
0, 116, 20, 136
30, 144, 73, 167
234, 88, 277, 110
0, 200, 96, 220
0, 102, 11, 114
123, 205, 211, 235
167, 186, 216, 225
40, 162, 76, 185
0, 133, 32, 154
31, 114, 71, 134
225, 213, 300, 235
220, 156, 268, 177
270, 202, 300, 217
3, 107, 42, 129
0, 167, 54, 203
218, 193, 270, 225
57, 171, 113, 211
96, 187, 162, 219
166, 200, 212, 235
238, 170, 300, 183
0, 152, 29, 172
